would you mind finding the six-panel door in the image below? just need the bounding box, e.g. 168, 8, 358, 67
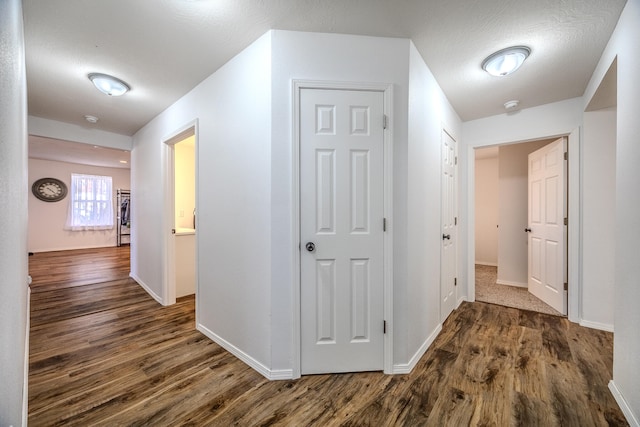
300, 88, 385, 374
528, 137, 567, 315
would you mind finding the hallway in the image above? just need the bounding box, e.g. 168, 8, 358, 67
28, 248, 626, 425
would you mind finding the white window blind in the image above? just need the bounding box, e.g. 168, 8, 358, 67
65, 174, 114, 230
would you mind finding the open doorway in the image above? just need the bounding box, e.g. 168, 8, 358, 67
474, 138, 565, 316
163, 122, 198, 305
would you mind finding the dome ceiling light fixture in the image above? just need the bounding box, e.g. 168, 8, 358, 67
482, 46, 531, 77
88, 73, 130, 96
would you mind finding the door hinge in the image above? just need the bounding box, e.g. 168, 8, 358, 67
454, 217, 457, 226
454, 278, 457, 286
564, 282, 568, 291
383, 114, 388, 130
564, 217, 568, 226
564, 152, 568, 160
455, 156, 458, 165
383, 320, 387, 334
383, 217, 387, 232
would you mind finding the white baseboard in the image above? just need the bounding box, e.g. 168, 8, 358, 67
29, 243, 118, 253
23, 287, 31, 426
496, 279, 528, 288
269, 369, 295, 380
579, 319, 614, 333
129, 273, 163, 305
457, 295, 467, 307
475, 261, 497, 267
392, 324, 442, 374
609, 380, 639, 427
197, 323, 292, 380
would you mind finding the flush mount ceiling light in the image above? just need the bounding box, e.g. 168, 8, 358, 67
88, 73, 130, 96
84, 115, 99, 123
482, 46, 531, 77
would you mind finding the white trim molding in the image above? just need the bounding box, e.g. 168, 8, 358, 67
130, 273, 164, 306
456, 296, 467, 308
23, 286, 31, 424
197, 323, 292, 380
609, 380, 640, 427
291, 80, 394, 378
161, 120, 199, 308
392, 324, 442, 374
475, 261, 498, 267
579, 319, 614, 333
466, 129, 581, 322
495, 279, 528, 288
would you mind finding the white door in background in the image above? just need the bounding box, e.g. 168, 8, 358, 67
300, 88, 385, 374
441, 129, 457, 322
527, 137, 567, 315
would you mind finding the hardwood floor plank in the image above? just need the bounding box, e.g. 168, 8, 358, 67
27, 248, 628, 426
511, 390, 560, 426
546, 359, 599, 427
29, 246, 130, 291
513, 326, 548, 399
540, 315, 573, 362
424, 386, 477, 427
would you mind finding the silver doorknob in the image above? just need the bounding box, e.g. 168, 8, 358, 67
305, 242, 316, 252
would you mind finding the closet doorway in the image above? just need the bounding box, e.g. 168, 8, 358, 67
163, 122, 198, 305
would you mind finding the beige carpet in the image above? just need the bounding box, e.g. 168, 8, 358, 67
475, 265, 563, 316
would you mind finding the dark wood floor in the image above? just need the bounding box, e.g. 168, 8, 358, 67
28, 247, 628, 426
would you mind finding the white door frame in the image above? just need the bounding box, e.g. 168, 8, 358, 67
291, 80, 394, 378
466, 128, 580, 322
162, 119, 199, 307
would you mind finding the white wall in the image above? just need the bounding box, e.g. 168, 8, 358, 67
269, 31, 413, 370
0, 0, 28, 424
474, 155, 498, 266
28, 158, 131, 252
462, 98, 583, 148
131, 30, 461, 378
584, 0, 640, 421
496, 140, 551, 287
461, 98, 582, 302
406, 42, 462, 368
29, 116, 132, 151
132, 32, 273, 370
464, 100, 618, 325
269, 31, 461, 372
581, 108, 616, 330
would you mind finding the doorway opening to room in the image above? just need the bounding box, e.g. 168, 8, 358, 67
474, 137, 568, 316
163, 122, 198, 306
27, 136, 133, 289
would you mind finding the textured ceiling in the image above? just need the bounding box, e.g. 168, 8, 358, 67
29, 136, 131, 169
23, 0, 626, 136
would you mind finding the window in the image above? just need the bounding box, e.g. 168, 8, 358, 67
65, 174, 114, 230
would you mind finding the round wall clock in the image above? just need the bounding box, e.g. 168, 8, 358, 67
32, 177, 68, 202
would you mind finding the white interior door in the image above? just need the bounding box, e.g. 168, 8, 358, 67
300, 88, 384, 374
440, 130, 457, 322
527, 137, 567, 314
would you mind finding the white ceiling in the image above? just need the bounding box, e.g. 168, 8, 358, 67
29, 136, 130, 169
23, 0, 626, 137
